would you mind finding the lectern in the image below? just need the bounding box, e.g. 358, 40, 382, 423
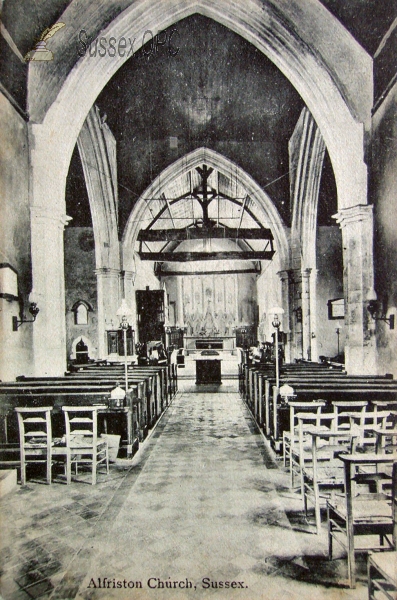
194, 350, 222, 384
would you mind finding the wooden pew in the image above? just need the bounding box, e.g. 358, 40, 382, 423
241, 363, 397, 451
26, 365, 166, 427
64, 371, 159, 430
77, 363, 170, 413
0, 383, 143, 457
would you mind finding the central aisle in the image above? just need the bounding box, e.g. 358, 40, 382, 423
62, 390, 362, 600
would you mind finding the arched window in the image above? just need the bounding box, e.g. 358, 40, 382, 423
72, 300, 93, 325
76, 303, 88, 325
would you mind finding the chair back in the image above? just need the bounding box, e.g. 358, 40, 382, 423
15, 407, 53, 450
15, 407, 53, 484
289, 400, 326, 434
62, 406, 106, 449
331, 400, 368, 431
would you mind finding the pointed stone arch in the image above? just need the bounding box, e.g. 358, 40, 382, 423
27, 0, 374, 374
70, 335, 95, 361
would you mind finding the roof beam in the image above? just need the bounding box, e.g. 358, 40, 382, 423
161, 192, 175, 227
156, 266, 261, 277
138, 250, 275, 262
237, 194, 248, 231
138, 227, 274, 242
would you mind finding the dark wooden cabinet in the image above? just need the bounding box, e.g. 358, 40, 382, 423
195, 359, 222, 384
136, 289, 165, 343
235, 326, 257, 349
107, 328, 134, 356
107, 331, 119, 355
166, 326, 184, 349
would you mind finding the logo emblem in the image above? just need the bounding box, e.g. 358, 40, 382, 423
25, 23, 65, 62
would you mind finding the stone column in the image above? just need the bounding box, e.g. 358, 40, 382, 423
31, 207, 71, 376
334, 205, 376, 374
96, 268, 121, 358
288, 269, 303, 362
124, 270, 137, 328
278, 270, 291, 363
177, 277, 184, 325
309, 268, 318, 361
301, 268, 312, 361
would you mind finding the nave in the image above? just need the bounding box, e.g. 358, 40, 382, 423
0, 380, 366, 600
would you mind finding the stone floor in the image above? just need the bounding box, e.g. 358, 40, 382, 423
0, 381, 369, 600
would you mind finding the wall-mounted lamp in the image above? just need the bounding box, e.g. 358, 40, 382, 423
366, 289, 394, 329
367, 300, 395, 330
12, 303, 40, 331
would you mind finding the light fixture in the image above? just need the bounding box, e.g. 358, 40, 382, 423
116, 299, 135, 391
12, 303, 40, 331
335, 321, 342, 355
367, 291, 395, 330
269, 307, 284, 389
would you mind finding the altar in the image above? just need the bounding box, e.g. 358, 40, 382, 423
194, 351, 222, 385
185, 336, 235, 352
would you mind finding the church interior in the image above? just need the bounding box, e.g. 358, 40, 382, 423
0, 1, 396, 599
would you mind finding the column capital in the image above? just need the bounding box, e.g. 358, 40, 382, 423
301, 268, 312, 278
277, 270, 289, 282
286, 268, 301, 284
30, 206, 72, 228
333, 204, 373, 228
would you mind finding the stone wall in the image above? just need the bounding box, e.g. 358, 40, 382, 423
64, 228, 98, 361
371, 81, 397, 376
64, 228, 164, 357
316, 226, 344, 359
0, 93, 33, 380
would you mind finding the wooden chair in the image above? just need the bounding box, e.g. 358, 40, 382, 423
301, 429, 356, 535
327, 456, 396, 588
371, 400, 397, 419
331, 400, 368, 431
62, 406, 109, 485
282, 400, 326, 486
348, 410, 395, 452
374, 430, 397, 455
367, 551, 397, 600
293, 411, 337, 497
15, 407, 53, 485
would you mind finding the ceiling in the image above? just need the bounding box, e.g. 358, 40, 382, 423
2, 0, 394, 60
2, 1, 395, 240
66, 13, 339, 232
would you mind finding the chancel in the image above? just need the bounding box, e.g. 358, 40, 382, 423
0, 2, 396, 599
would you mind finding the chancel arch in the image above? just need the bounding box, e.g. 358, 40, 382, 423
121, 148, 288, 352
122, 148, 289, 273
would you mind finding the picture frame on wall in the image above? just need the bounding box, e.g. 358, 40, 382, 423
327, 297, 345, 320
